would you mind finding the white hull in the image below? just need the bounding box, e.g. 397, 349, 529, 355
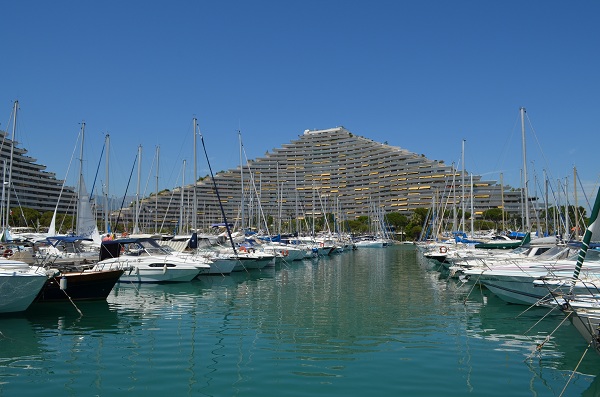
0, 268, 48, 313
94, 260, 201, 283
205, 258, 237, 275
355, 240, 386, 248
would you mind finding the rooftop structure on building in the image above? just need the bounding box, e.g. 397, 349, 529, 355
116, 126, 532, 234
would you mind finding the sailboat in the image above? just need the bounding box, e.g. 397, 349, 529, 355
35, 123, 123, 302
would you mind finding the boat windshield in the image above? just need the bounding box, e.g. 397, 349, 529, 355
537, 245, 569, 260
565, 248, 600, 263
126, 240, 171, 256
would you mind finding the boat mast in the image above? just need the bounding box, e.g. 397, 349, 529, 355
239, 131, 244, 231
104, 134, 110, 234
294, 152, 299, 235
565, 176, 570, 240
4, 100, 17, 232
520, 107, 530, 231
574, 166, 579, 239
193, 118, 198, 233
500, 173, 505, 231
133, 144, 142, 234
155, 145, 159, 234
277, 161, 281, 235
461, 139, 466, 234
180, 159, 185, 234
76, 121, 85, 234
452, 162, 457, 232
1, 160, 6, 232
470, 173, 474, 237
544, 170, 549, 236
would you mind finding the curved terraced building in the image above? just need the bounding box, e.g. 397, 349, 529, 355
0, 130, 77, 217
121, 127, 529, 234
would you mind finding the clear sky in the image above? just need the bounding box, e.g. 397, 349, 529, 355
2, 1, 599, 212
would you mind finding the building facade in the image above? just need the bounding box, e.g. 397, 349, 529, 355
116, 127, 531, 234
0, 130, 77, 220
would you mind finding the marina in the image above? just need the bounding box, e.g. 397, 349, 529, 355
1, 245, 599, 396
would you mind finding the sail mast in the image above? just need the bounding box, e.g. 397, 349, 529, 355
133, 144, 142, 234
461, 139, 465, 234
239, 131, 244, 231
76, 121, 86, 233
180, 160, 185, 234
193, 118, 198, 233
4, 100, 18, 232
104, 134, 110, 234
155, 145, 159, 234
520, 107, 530, 231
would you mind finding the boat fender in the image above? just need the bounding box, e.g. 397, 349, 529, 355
59, 276, 67, 290
163, 264, 168, 274
439, 246, 448, 254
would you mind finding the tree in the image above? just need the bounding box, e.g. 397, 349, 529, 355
8, 207, 41, 228
482, 208, 505, 230
385, 212, 409, 230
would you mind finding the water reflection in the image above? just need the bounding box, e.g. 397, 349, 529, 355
1, 246, 599, 397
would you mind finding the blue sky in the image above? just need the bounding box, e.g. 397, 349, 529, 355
2, 1, 599, 212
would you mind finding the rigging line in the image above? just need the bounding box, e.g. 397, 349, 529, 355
89, 138, 106, 198
197, 127, 237, 256
521, 304, 559, 334
54, 275, 84, 316
525, 112, 555, 186
113, 153, 138, 233
158, 161, 185, 233
241, 144, 272, 237
575, 170, 593, 210
462, 272, 485, 305
50, 130, 81, 219
524, 310, 572, 361
558, 340, 592, 397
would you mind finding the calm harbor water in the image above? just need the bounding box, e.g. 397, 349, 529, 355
1, 245, 599, 396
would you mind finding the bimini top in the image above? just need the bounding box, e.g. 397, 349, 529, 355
46, 235, 94, 246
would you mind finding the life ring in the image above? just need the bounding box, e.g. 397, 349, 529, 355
439, 246, 448, 254
121, 232, 129, 237
3, 249, 13, 258
239, 246, 247, 252
319, 242, 324, 247
281, 250, 289, 257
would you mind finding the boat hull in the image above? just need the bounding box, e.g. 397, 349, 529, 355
35, 269, 124, 302
0, 270, 48, 313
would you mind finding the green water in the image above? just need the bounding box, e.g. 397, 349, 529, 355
0, 246, 599, 396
